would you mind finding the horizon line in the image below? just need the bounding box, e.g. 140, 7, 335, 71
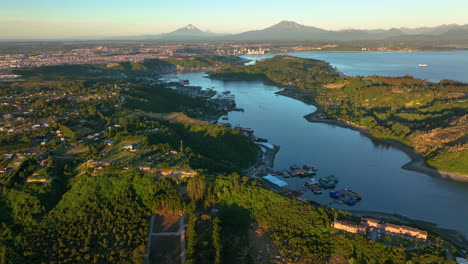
1, 20, 468, 42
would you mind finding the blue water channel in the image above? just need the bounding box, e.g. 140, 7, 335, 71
163, 51, 468, 238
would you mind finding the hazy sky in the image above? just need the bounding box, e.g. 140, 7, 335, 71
1, 0, 468, 40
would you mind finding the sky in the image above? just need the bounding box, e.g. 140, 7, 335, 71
1, 0, 468, 40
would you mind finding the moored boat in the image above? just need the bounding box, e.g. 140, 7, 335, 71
290, 164, 300, 170
343, 196, 358, 206
235, 125, 254, 134
329, 190, 345, 199
329, 189, 361, 205
310, 184, 323, 194
304, 178, 318, 186
290, 190, 303, 197
328, 175, 339, 183
255, 137, 268, 142
319, 177, 336, 189
295, 170, 306, 177
302, 171, 317, 177
345, 188, 362, 200
303, 164, 318, 172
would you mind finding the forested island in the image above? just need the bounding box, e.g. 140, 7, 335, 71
211, 55, 468, 178
0, 56, 463, 263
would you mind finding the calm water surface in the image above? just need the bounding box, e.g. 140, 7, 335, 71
243, 50, 468, 82
164, 51, 468, 238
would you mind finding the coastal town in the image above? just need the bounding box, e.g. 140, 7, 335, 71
0, 44, 271, 78
1, 44, 467, 263
0, 40, 418, 79
3, 0, 468, 262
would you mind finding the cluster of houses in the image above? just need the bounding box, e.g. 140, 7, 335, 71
333, 217, 428, 240
1, 150, 52, 183
0, 47, 164, 72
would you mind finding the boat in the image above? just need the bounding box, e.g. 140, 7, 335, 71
304, 178, 318, 185
304, 178, 318, 187
303, 164, 318, 172
222, 116, 228, 120
295, 170, 306, 177
319, 177, 336, 189
344, 188, 362, 200
329, 191, 345, 199
310, 184, 323, 194
290, 164, 300, 170
330, 189, 361, 205
418, 64, 428, 67
302, 171, 317, 177
254, 137, 268, 143
231, 107, 244, 112
235, 125, 254, 134
343, 196, 358, 206
328, 175, 339, 184
282, 171, 291, 178
290, 190, 303, 197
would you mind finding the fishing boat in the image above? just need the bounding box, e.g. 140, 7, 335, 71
329, 190, 345, 199
328, 175, 339, 183
302, 171, 317, 177
319, 177, 336, 189
343, 196, 358, 206
254, 137, 268, 143
235, 125, 254, 134
290, 164, 300, 170
303, 164, 318, 172
418, 64, 428, 67
231, 107, 244, 112
290, 190, 303, 197
329, 189, 361, 206
310, 184, 323, 194
295, 170, 306, 177
303, 178, 318, 187
345, 188, 362, 200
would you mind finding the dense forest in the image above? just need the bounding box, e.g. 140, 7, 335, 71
212, 56, 468, 175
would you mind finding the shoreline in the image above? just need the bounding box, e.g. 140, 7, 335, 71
205, 75, 468, 245
245, 143, 280, 178
348, 209, 468, 250
240, 49, 461, 57
275, 88, 468, 182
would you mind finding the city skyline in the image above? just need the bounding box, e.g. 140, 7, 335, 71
1, 0, 468, 40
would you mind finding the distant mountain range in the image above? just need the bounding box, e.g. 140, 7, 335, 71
115, 21, 468, 42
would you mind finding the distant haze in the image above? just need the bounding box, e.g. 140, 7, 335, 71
1, 0, 468, 40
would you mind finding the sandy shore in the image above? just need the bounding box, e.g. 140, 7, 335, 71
276, 88, 468, 182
